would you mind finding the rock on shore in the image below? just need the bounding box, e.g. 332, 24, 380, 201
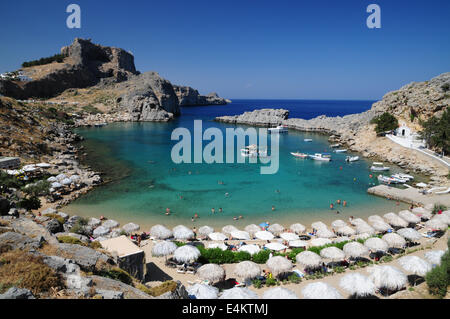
174, 85, 229, 106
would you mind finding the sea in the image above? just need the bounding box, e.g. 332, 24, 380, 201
64, 99, 410, 229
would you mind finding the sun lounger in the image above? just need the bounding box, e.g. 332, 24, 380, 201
177, 269, 186, 274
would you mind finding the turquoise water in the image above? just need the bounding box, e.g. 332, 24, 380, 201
65, 100, 407, 228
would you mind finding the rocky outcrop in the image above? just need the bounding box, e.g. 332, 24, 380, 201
216, 109, 289, 126
0, 287, 35, 299
174, 85, 229, 106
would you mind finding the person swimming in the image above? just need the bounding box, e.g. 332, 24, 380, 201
211, 208, 215, 214
219, 208, 223, 213
272, 206, 276, 211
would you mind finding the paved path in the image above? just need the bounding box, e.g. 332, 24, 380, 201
368, 185, 450, 206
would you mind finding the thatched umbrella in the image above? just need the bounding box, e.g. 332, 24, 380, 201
311, 221, 327, 230
198, 226, 214, 237
173, 225, 195, 240
350, 218, 367, 226
197, 264, 225, 283
267, 224, 285, 236
310, 238, 332, 247
234, 261, 261, 281
265, 243, 287, 251
290, 223, 306, 234
238, 244, 261, 255
280, 232, 299, 241
398, 210, 421, 224
332, 220, 347, 228
289, 240, 308, 248
424, 250, 445, 265
266, 256, 293, 277
208, 232, 227, 241
339, 273, 376, 298
425, 219, 447, 231
412, 207, 432, 220
255, 231, 274, 241
370, 220, 392, 233
230, 230, 250, 240
173, 245, 201, 263
152, 241, 177, 257
302, 282, 342, 299
207, 243, 228, 251
368, 215, 384, 224
336, 226, 356, 236
296, 251, 322, 269
334, 236, 351, 243
398, 256, 431, 277
245, 224, 261, 237
367, 265, 407, 293
316, 228, 336, 239
222, 225, 239, 236
383, 213, 408, 228
364, 237, 388, 253
356, 223, 375, 236
320, 247, 345, 262
262, 287, 298, 299
354, 233, 372, 241
187, 284, 219, 299
432, 214, 450, 225
219, 287, 258, 299
343, 242, 369, 258
397, 228, 421, 242
382, 233, 406, 248
150, 225, 173, 240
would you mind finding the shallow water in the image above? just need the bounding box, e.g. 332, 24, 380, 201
65, 100, 409, 228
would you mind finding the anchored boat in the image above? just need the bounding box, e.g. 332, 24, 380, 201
345, 156, 360, 162
291, 152, 309, 158
370, 162, 390, 172
268, 125, 288, 134
309, 153, 332, 162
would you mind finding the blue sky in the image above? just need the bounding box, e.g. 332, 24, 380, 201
0, 0, 449, 100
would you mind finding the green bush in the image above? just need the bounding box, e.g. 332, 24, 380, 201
288, 274, 301, 284
426, 264, 448, 298
420, 108, 450, 154
432, 204, 447, 215
22, 53, 67, 68
252, 279, 262, 289
98, 267, 133, 285
265, 277, 277, 286
233, 251, 251, 263
17, 196, 41, 211
251, 250, 271, 264
371, 112, 399, 134
58, 236, 83, 246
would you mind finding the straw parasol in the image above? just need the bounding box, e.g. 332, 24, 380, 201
356, 223, 375, 236
173, 245, 201, 263
280, 232, 300, 241
336, 226, 356, 236
262, 287, 298, 299
150, 225, 173, 240
432, 214, 450, 225
331, 220, 347, 229
311, 221, 327, 230
320, 247, 345, 261
424, 219, 447, 231
370, 220, 391, 233
173, 225, 195, 240
255, 231, 274, 241
245, 224, 261, 237
267, 256, 293, 277
367, 265, 407, 291
412, 207, 432, 220
296, 251, 322, 269
152, 241, 177, 257
208, 232, 227, 241
234, 261, 261, 281
316, 228, 336, 238
290, 223, 306, 234
187, 284, 219, 299
398, 256, 432, 276
238, 244, 261, 255
382, 233, 406, 248
354, 233, 372, 241
289, 240, 308, 248
207, 243, 228, 251
267, 224, 285, 236
343, 242, 369, 258
350, 218, 367, 226
383, 213, 408, 228
398, 210, 421, 224
397, 228, 422, 241
302, 282, 342, 299
230, 230, 250, 240
310, 238, 332, 247
197, 264, 226, 283
198, 226, 214, 237
219, 287, 258, 299
364, 237, 388, 252
368, 215, 384, 224
424, 250, 445, 266
339, 273, 376, 297
265, 243, 287, 251
222, 225, 239, 236
334, 236, 351, 243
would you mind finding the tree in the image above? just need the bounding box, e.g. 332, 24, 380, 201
371, 112, 399, 134
420, 108, 450, 155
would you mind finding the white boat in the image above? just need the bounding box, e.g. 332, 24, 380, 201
378, 175, 402, 184
390, 175, 408, 183
241, 145, 268, 158
330, 144, 341, 148
345, 156, 359, 162
268, 125, 288, 134
370, 162, 390, 172
392, 173, 414, 181
291, 152, 309, 158
335, 149, 347, 153
304, 139, 313, 142
309, 153, 331, 162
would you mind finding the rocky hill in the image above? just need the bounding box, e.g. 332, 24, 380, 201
174, 85, 229, 106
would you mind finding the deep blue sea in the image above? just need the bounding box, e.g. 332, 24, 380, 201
65, 99, 409, 229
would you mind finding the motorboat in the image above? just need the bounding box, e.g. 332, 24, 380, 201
370, 162, 390, 172
345, 156, 360, 162
378, 175, 402, 184
330, 144, 341, 148
241, 145, 268, 158
389, 175, 408, 183
309, 153, 331, 162
268, 125, 288, 134
335, 149, 347, 153
392, 173, 414, 181
291, 152, 309, 158
304, 139, 313, 142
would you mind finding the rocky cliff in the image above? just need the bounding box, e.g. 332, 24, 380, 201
174, 85, 229, 106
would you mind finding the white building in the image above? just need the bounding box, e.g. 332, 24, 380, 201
395, 124, 413, 138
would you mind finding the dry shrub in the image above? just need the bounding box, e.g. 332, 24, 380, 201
0, 250, 63, 295
138, 281, 177, 297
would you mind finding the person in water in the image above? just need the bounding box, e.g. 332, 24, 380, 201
272, 206, 276, 211
343, 201, 347, 207
337, 199, 341, 205
330, 203, 334, 210
219, 208, 223, 213
211, 208, 215, 214
194, 213, 199, 219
